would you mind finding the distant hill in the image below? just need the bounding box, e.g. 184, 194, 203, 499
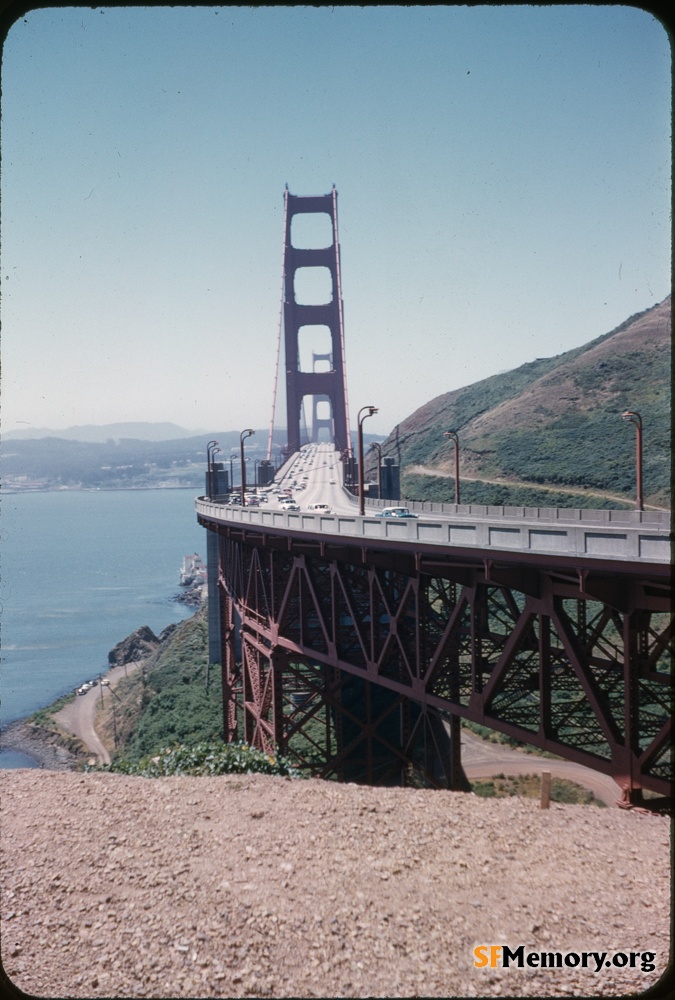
3, 422, 207, 442
2, 425, 383, 492
1, 431, 282, 491
377, 297, 671, 510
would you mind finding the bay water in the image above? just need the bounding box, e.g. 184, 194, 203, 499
0, 489, 206, 766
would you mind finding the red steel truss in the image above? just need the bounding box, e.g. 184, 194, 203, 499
202, 516, 672, 803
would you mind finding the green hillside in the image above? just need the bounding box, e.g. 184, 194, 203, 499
376, 296, 671, 509
96, 611, 225, 759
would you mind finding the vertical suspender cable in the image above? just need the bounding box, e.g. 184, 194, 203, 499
332, 186, 352, 453
266, 188, 289, 462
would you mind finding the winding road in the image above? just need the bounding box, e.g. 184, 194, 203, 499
460, 729, 621, 806
52, 661, 143, 765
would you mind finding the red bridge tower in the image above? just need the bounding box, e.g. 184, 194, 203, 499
283, 188, 351, 454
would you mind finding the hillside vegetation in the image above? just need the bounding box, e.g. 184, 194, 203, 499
96, 610, 225, 759
377, 296, 671, 509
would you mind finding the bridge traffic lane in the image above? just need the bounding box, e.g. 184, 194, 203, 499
266, 443, 356, 515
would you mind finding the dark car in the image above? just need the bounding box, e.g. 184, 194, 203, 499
376, 506, 418, 519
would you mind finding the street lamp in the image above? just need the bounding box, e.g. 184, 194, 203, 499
240, 428, 255, 505
212, 446, 222, 496
206, 440, 219, 497
369, 442, 383, 499
443, 430, 460, 505
357, 406, 378, 516
621, 411, 643, 512
211, 447, 222, 497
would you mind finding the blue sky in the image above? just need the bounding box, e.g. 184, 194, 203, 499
1, 5, 671, 439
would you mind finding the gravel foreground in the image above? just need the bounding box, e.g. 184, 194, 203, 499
1, 771, 671, 999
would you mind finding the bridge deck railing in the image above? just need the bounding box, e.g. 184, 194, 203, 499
196, 497, 672, 565
360, 494, 669, 527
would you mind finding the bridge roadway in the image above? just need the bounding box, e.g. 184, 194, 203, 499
199, 443, 671, 568
197, 443, 671, 798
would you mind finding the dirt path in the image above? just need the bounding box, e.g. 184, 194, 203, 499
52, 661, 143, 765
460, 729, 621, 806
408, 464, 667, 511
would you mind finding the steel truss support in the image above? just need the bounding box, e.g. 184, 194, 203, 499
209, 525, 672, 800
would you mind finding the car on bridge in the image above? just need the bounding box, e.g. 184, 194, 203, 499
376, 506, 418, 519
309, 503, 332, 513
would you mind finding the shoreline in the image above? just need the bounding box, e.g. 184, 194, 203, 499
0, 718, 79, 771
1, 647, 161, 770
1, 596, 203, 770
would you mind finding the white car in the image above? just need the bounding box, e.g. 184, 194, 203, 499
309, 503, 332, 514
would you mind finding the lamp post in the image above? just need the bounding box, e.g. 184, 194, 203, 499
443, 430, 460, 505
212, 446, 222, 497
369, 442, 383, 499
621, 411, 643, 511
209, 442, 221, 498
357, 405, 378, 516
206, 440, 219, 497
240, 428, 255, 505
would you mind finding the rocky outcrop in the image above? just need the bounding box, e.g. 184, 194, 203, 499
0, 720, 78, 771
157, 622, 180, 644
107, 625, 159, 667
174, 584, 205, 607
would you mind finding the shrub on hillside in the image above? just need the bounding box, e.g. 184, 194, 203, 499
130, 677, 225, 757
122, 610, 226, 759
86, 740, 300, 778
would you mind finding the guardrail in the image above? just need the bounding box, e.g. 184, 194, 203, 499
196, 497, 672, 565
360, 494, 670, 527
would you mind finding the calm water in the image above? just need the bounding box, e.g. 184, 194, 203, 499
0, 489, 206, 765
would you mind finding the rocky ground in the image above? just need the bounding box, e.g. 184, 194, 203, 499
1, 769, 671, 999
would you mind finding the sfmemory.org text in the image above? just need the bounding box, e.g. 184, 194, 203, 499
474, 945, 656, 973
